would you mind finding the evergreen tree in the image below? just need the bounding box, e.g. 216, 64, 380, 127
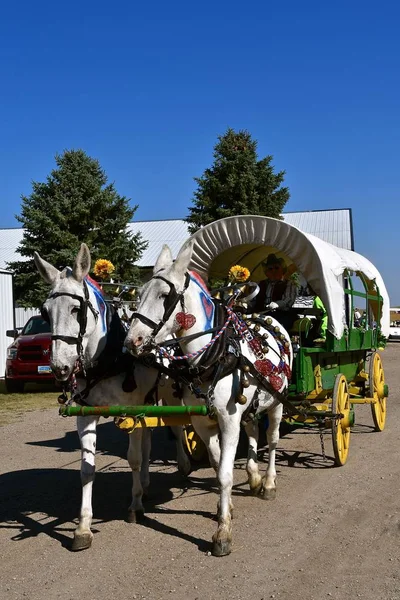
186, 128, 290, 233
8, 149, 147, 307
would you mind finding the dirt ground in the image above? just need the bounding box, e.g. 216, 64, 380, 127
1, 345, 399, 600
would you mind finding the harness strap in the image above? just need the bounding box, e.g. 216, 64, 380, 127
131, 272, 191, 337
130, 313, 159, 330
52, 335, 81, 345
161, 325, 221, 347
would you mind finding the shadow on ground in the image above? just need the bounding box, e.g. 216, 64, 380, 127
0, 463, 218, 551
0, 422, 218, 551
1, 419, 352, 551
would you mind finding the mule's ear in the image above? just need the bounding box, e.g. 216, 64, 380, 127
171, 240, 193, 277
153, 244, 173, 274
72, 243, 91, 282
34, 252, 60, 285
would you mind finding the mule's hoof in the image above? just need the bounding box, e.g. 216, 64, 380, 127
250, 482, 263, 496
127, 509, 145, 524
212, 539, 232, 557
261, 487, 276, 501
71, 532, 93, 551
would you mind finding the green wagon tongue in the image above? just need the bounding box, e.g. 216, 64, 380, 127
59, 404, 209, 417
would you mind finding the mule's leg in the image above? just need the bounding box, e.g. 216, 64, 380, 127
170, 426, 192, 476
73, 415, 99, 551
191, 417, 221, 472
244, 420, 262, 494
261, 404, 283, 500
212, 413, 241, 557
140, 427, 152, 497
127, 428, 145, 523
191, 418, 231, 519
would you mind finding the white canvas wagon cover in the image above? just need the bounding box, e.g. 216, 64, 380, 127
188, 215, 390, 339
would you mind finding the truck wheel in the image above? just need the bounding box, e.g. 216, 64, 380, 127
5, 377, 25, 393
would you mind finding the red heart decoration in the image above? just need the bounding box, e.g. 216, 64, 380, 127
269, 374, 283, 391
201, 294, 214, 319
283, 363, 292, 379
254, 359, 274, 376
249, 338, 263, 355
175, 312, 196, 330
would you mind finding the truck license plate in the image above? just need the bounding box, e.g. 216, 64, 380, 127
38, 366, 52, 374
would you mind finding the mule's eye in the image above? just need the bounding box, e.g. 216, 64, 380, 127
71, 307, 80, 316
158, 293, 168, 300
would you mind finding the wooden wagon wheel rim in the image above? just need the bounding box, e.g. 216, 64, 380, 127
370, 352, 387, 432
331, 374, 351, 466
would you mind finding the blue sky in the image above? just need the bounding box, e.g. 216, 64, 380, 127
1, 1, 399, 302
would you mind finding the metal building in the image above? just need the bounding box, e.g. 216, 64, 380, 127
0, 270, 15, 377
0, 209, 353, 271
128, 208, 353, 266
283, 209, 353, 250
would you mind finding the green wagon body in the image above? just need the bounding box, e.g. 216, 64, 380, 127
290, 326, 376, 398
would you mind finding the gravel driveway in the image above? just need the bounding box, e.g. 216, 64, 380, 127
1, 345, 399, 600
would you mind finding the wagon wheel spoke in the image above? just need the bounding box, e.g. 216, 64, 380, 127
331, 374, 351, 467
369, 352, 387, 432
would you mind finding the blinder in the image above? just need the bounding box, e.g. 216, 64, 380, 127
41, 305, 50, 323
131, 272, 191, 338
44, 278, 99, 356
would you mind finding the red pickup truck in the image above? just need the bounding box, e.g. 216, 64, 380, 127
5, 315, 54, 393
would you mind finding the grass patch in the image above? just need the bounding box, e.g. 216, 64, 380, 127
0, 380, 61, 426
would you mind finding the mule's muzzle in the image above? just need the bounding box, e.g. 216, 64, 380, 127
51, 363, 73, 381
124, 333, 154, 356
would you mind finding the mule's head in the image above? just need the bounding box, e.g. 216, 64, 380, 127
34, 243, 96, 381
125, 241, 193, 354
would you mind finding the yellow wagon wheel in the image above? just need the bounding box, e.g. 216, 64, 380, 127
369, 352, 387, 432
331, 374, 351, 466
183, 426, 207, 462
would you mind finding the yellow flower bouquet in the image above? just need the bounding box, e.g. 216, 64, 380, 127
228, 265, 250, 283
93, 259, 115, 281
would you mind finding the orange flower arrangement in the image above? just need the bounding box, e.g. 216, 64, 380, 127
93, 259, 115, 280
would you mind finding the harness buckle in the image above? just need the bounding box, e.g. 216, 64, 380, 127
227, 342, 240, 357
57, 390, 69, 406
141, 353, 156, 367
188, 365, 201, 376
